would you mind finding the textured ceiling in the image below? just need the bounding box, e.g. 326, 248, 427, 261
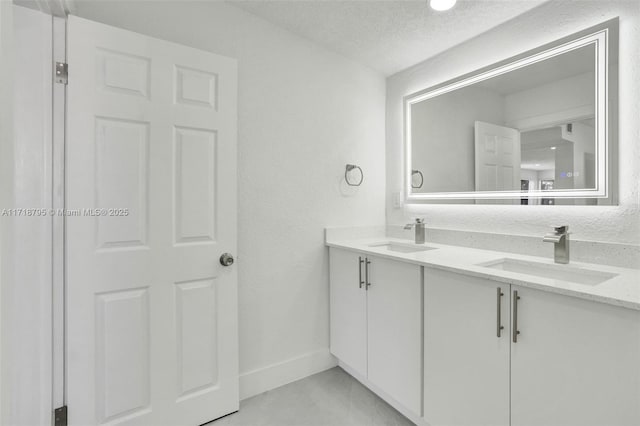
227, 0, 549, 76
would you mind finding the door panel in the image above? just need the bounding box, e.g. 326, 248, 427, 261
95, 288, 150, 423
173, 126, 216, 244
511, 286, 640, 426
67, 15, 237, 425
424, 268, 510, 426
175, 279, 218, 398
329, 248, 367, 376
95, 117, 149, 249
367, 256, 422, 415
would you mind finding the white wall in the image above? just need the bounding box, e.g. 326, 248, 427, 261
2, 6, 53, 425
74, 0, 386, 397
387, 0, 640, 244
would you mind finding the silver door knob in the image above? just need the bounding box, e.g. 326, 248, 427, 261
219, 253, 234, 266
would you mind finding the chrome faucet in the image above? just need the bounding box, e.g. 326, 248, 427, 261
404, 218, 426, 244
543, 225, 570, 264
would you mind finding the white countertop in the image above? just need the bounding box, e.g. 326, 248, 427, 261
326, 236, 640, 311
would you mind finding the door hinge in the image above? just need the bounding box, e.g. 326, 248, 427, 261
55, 62, 68, 85
54, 405, 67, 426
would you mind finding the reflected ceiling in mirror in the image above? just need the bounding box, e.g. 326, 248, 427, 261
404, 19, 617, 205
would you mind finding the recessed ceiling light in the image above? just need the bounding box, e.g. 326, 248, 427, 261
550, 146, 557, 150
430, 0, 457, 11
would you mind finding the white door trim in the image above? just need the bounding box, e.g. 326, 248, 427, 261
0, 1, 14, 422
52, 14, 67, 413
3, 6, 56, 425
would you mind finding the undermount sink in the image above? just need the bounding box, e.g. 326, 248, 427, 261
478, 258, 618, 286
368, 241, 438, 254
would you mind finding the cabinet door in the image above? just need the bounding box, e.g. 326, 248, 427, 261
329, 248, 367, 376
424, 268, 510, 426
511, 286, 640, 426
367, 256, 422, 414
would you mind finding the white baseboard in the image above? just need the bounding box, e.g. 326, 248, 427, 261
239, 348, 338, 400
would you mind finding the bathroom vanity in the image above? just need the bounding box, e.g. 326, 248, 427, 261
326, 17, 640, 426
329, 250, 422, 414
327, 234, 640, 426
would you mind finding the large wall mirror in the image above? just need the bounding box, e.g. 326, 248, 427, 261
404, 19, 618, 205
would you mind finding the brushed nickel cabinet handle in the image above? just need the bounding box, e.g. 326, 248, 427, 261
358, 256, 364, 288
365, 259, 371, 290
497, 287, 504, 337
513, 290, 521, 343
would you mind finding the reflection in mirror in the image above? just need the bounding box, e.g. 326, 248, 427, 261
405, 20, 617, 205
412, 44, 595, 193
518, 118, 596, 205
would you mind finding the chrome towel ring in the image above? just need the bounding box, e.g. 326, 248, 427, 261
345, 164, 364, 186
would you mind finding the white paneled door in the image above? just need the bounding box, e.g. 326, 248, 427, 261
66, 16, 238, 425
474, 121, 521, 192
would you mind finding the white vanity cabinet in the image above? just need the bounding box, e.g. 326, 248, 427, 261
366, 254, 422, 414
424, 267, 640, 426
424, 267, 510, 426
329, 248, 422, 416
329, 248, 368, 376
510, 286, 640, 426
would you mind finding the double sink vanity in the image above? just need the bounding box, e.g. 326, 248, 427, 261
326, 227, 640, 426
326, 16, 639, 426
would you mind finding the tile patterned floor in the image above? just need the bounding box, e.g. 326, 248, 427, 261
209, 367, 414, 426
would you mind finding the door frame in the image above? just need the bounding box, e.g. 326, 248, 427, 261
1, 3, 72, 425
52, 13, 67, 414
44, 2, 76, 417
0, 1, 14, 422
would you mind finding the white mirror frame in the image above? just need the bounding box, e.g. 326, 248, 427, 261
404, 19, 618, 204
